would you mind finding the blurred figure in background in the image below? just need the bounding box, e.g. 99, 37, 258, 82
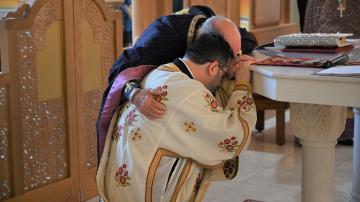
121, 0, 132, 46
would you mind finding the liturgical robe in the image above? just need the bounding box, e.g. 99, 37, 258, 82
97, 6, 258, 160
96, 60, 257, 201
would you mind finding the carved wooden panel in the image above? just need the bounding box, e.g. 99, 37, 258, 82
0, 85, 10, 200
1, 0, 120, 200
16, 0, 69, 192
252, 0, 281, 28
80, 0, 115, 169
74, 0, 121, 200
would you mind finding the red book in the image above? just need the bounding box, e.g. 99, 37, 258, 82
282, 44, 354, 54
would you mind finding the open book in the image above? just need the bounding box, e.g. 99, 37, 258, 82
314, 65, 360, 77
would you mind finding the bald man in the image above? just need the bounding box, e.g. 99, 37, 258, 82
97, 6, 256, 162
96, 31, 256, 202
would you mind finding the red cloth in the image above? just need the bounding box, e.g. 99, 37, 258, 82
254, 56, 325, 68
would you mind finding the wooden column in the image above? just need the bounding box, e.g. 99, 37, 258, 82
226, 0, 240, 26
131, 0, 172, 42
280, 0, 291, 23
183, 0, 240, 25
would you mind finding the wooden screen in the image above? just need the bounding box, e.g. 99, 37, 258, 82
74, 0, 121, 200
0, 0, 121, 201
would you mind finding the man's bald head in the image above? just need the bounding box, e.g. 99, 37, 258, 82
199, 16, 241, 56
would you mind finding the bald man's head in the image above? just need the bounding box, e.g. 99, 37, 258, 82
199, 16, 241, 56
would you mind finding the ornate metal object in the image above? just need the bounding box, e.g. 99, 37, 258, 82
274, 33, 353, 47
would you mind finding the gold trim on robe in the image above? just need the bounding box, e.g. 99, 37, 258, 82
171, 160, 193, 201
187, 15, 207, 48
172, 8, 190, 15
158, 63, 181, 72
146, 148, 182, 202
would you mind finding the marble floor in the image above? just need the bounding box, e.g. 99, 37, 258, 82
88, 110, 353, 202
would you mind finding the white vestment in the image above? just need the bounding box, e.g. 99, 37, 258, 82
96, 62, 257, 202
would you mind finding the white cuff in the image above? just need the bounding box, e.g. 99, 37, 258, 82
129, 88, 141, 103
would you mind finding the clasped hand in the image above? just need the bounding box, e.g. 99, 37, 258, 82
132, 55, 256, 120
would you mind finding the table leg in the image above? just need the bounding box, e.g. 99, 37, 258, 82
351, 107, 360, 202
290, 103, 347, 202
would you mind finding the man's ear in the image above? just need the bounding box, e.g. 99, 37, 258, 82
207, 61, 218, 77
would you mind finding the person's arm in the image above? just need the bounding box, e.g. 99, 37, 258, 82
239, 28, 258, 54
97, 65, 155, 160
123, 80, 167, 120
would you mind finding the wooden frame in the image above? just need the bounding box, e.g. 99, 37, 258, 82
1, 0, 78, 201
131, 0, 173, 41
183, 0, 240, 25
249, 0, 296, 45
0, 0, 122, 201
74, 0, 121, 200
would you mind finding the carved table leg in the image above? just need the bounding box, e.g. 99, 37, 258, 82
290, 103, 347, 202
351, 108, 360, 202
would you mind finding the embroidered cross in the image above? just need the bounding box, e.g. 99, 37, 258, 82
337, 0, 346, 18
131, 128, 142, 141
183, 121, 197, 133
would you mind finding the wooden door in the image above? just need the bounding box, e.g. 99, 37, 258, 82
73, 0, 121, 200
1, 0, 78, 201
0, 0, 121, 201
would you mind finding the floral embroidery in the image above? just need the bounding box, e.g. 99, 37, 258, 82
183, 121, 196, 133
223, 158, 237, 179
193, 172, 202, 193
218, 136, 240, 152
131, 128, 142, 141
237, 93, 255, 112
153, 85, 169, 104
125, 109, 138, 126
113, 109, 138, 141
112, 111, 125, 141
204, 93, 220, 112
115, 163, 131, 186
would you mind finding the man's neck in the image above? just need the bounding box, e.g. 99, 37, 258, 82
181, 58, 197, 78
181, 57, 207, 85
177, 58, 195, 79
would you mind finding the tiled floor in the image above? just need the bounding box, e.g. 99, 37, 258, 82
202, 110, 353, 202
88, 110, 353, 202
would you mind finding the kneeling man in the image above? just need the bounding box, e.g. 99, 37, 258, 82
96, 32, 257, 202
